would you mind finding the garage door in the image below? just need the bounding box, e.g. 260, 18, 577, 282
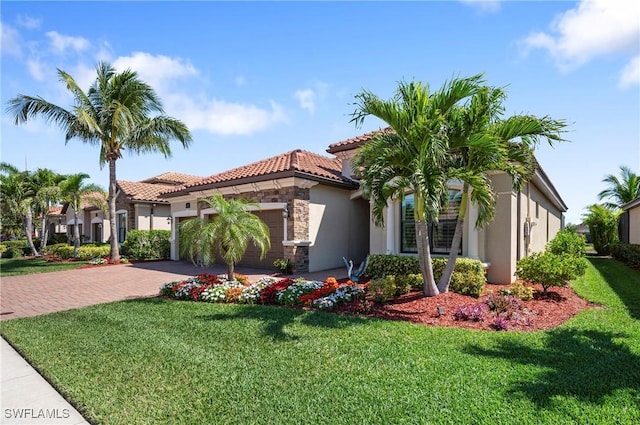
239, 210, 284, 269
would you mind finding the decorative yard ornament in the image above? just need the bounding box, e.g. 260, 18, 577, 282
342, 256, 369, 283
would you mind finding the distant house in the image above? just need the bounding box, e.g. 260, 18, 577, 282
620, 197, 640, 244
61, 172, 202, 244
61, 192, 108, 244
161, 130, 568, 284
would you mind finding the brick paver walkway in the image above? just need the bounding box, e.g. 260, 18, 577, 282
0, 261, 273, 321
0, 261, 346, 321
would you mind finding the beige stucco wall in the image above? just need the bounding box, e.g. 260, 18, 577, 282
629, 205, 640, 244
308, 185, 368, 272
484, 173, 518, 284
135, 204, 172, 231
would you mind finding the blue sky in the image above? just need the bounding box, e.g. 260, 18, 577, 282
1, 0, 638, 224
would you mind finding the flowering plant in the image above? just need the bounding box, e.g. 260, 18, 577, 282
277, 281, 324, 305
237, 277, 278, 304
454, 303, 488, 321
200, 281, 245, 303
312, 285, 364, 310
259, 278, 296, 304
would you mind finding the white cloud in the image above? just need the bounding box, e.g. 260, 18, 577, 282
522, 0, 640, 71
619, 55, 640, 88
27, 59, 45, 82
166, 95, 288, 135
46, 31, 91, 54
112, 52, 198, 91
459, 0, 501, 13
1, 22, 22, 57
16, 15, 41, 30
294, 89, 316, 114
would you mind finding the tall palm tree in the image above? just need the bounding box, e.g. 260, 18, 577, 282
7, 62, 192, 262
597, 166, 640, 209
179, 195, 271, 280
60, 173, 104, 258
351, 76, 484, 296
0, 162, 40, 255
31, 168, 66, 251
437, 86, 567, 292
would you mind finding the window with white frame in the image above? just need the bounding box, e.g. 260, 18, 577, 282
116, 211, 127, 243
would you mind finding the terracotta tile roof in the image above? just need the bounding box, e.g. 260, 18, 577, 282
140, 172, 203, 185
117, 181, 176, 203
61, 192, 107, 214
48, 205, 64, 215
326, 127, 392, 154
162, 149, 354, 196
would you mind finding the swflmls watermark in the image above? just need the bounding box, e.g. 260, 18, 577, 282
4, 408, 71, 420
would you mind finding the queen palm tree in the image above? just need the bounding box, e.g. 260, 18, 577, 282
60, 173, 105, 258
437, 86, 567, 292
31, 168, 66, 251
597, 166, 640, 209
179, 195, 271, 280
351, 75, 484, 296
0, 163, 39, 255
7, 62, 192, 262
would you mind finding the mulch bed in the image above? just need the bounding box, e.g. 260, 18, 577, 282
358, 283, 599, 332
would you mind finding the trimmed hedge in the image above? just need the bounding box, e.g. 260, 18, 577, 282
1, 240, 28, 258
611, 243, 640, 268
45, 243, 110, 260
366, 254, 486, 297
123, 230, 170, 260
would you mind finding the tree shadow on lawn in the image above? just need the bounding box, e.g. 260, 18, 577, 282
464, 328, 640, 408
588, 257, 640, 320
197, 305, 370, 342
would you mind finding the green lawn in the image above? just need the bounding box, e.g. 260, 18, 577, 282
1, 258, 638, 424
0, 257, 88, 277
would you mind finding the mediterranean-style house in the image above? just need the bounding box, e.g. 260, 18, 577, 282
620, 197, 640, 244
161, 129, 568, 284
58, 172, 202, 244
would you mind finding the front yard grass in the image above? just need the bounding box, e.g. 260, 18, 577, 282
1, 259, 639, 424
0, 257, 88, 277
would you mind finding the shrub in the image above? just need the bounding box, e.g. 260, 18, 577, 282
76, 245, 110, 261
582, 204, 620, 255
259, 278, 296, 304
123, 230, 171, 260
454, 303, 488, 321
499, 280, 534, 301
492, 315, 509, 331
393, 275, 414, 295
368, 276, 397, 302
546, 228, 587, 257
485, 294, 522, 315
515, 252, 587, 293
611, 243, 640, 268
276, 281, 324, 306
0, 245, 6, 257
366, 255, 486, 296
312, 286, 364, 310
47, 233, 68, 245
50, 244, 75, 259
273, 258, 292, 274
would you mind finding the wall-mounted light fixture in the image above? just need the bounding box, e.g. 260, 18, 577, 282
282, 206, 290, 219
167, 216, 172, 224
186, 202, 191, 209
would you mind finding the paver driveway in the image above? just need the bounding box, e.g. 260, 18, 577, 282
0, 261, 274, 321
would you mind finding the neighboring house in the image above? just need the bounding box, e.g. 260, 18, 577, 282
45, 205, 67, 236
113, 172, 203, 244
61, 193, 109, 244
161, 129, 568, 284
619, 197, 640, 244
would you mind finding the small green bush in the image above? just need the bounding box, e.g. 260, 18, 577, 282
366, 255, 420, 279
123, 230, 170, 260
47, 233, 68, 245
76, 245, 110, 261
393, 275, 413, 295
2, 247, 23, 258
499, 280, 534, 301
368, 276, 397, 302
611, 243, 640, 268
546, 228, 586, 257
449, 270, 486, 298
49, 244, 75, 259
0, 245, 6, 257
515, 252, 587, 293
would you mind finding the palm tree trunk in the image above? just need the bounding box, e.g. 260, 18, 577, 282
438, 184, 469, 293
416, 220, 439, 296
40, 214, 49, 251
227, 262, 235, 282
108, 159, 120, 262
25, 207, 39, 257
73, 212, 80, 258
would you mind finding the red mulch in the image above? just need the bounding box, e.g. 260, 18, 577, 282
356, 283, 600, 332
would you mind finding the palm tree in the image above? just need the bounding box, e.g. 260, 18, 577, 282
31, 168, 66, 251
597, 166, 640, 209
60, 173, 104, 258
351, 76, 484, 296
582, 204, 620, 255
179, 195, 271, 280
7, 62, 192, 263
0, 162, 40, 256
437, 86, 567, 292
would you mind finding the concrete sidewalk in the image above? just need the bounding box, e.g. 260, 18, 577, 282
1, 338, 89, 425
